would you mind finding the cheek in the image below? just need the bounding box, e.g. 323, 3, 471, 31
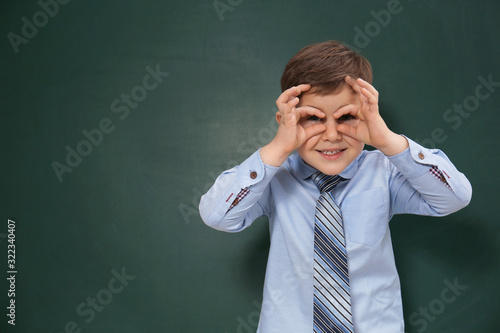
303, 133, 322, 149
344, 136, 364, 151
297, 134, 321, 157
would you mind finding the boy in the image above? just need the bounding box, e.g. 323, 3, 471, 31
199, 41, 472, 332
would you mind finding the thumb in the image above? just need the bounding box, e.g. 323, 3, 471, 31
304, 124, 326, 140
337, 124, 358, 139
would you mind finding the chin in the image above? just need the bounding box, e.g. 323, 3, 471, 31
318, 166, 346, 176
305, 160, 346, 175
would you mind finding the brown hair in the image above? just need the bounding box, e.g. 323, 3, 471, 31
280, 40, 373, 95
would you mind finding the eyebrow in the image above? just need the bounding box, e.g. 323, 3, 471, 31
303, 105, 324, 111
337, 103, 352, 110
302, 103, 353, 112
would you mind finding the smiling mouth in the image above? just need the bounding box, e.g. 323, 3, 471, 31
318, 149, 346, 155
317, 148, 347, 160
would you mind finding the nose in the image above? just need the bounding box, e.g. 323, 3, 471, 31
321, 120, 342, 142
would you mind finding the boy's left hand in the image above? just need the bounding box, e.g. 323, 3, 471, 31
334, 76, 409, 156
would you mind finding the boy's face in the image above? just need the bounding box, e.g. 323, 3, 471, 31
297, 85, 364, 175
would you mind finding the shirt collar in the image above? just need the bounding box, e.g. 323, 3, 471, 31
292, 151, 364, 180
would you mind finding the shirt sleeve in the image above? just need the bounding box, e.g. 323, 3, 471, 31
428, 165, 452, 190
199, 149, 280, 232
386, 137, 472, 216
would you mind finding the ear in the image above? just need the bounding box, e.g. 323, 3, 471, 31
275, 110, 282, 124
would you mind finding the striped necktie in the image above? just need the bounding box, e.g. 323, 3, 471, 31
312, 172, 353, 333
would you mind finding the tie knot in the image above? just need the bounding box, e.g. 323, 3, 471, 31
312, 172, 341, 193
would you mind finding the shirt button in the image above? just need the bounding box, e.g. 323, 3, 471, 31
418, 152, 425, 160
250, 171, 257, 179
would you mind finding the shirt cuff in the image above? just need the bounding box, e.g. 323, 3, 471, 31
235, 148, 280, 193
387, 136, 440, 179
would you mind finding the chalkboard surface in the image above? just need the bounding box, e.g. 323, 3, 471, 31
1, 0, 499, 332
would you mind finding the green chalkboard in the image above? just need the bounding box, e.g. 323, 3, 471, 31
1, 0, 499, 332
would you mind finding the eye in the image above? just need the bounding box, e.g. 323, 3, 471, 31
337, 114, 355, 122
307, 115, 322, 122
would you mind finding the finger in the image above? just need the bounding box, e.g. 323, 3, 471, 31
355, 80, 378, 106
283, 96, 314, 122
287, 97, 301, 118
345, 76, 377, 101
343, 80, 375, 115
276, 87, 298, 106
345, 75, 359, 90
283, 98, 304, 125
276, 90, 295, 107
304, 123, 326, 139
295, 83, 311, 94
346, 76, 378, 97
336, 123, 359, 140
277, 84, 311, 105
356, 78, 379, 97
357, 86, 378, 105
296, 106, 325, 119
333, 105, 360, 118
284, 96, 300, 111
345, 77, 366, 102
276, 94, 298, 118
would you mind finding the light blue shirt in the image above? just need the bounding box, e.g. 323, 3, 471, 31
199, 138, 472, 333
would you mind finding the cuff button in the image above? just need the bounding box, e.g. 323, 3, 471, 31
250, 171, 257, 179
418, 152, 425, 160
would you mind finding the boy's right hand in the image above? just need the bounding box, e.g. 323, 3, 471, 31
260, 84, 326, 167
